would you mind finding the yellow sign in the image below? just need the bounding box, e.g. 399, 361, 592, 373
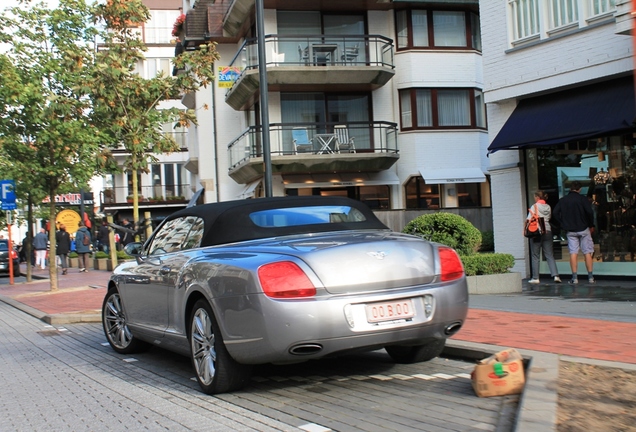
56, 209, 81, 234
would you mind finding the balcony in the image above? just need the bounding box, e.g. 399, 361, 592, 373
227, 122, 399, 184
225, 35, 395, 110
100, 184, 192, 211
222, 0, 393, 38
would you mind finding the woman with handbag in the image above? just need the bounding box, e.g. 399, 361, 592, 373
526, 190, 561, 284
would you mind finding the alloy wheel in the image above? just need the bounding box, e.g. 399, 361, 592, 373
191, 307, 217, 386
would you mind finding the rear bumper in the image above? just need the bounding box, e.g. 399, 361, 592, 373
220, 279, 469, 364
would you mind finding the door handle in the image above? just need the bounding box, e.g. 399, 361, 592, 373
160, 266, 171, 275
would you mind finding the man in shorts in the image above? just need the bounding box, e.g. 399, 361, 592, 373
553, 181, 596, 284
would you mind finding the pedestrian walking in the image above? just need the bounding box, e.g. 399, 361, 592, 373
526, 190, 561, 284
553, 181, 596, 284
33, 228, 48, 270
97, 219, 110, 254
55, 224, 71, 275
118, 218, 135, 248
75, 222, 92, 273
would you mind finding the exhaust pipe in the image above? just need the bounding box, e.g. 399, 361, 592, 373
289, 343, 323, 355
444, 322, 462, 336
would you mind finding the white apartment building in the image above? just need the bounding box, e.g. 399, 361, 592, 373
176, 0, 492, 232
98, 0, 194, 224
481, 0, 635, 276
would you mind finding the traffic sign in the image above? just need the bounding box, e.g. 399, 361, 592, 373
0, 180, 16, 210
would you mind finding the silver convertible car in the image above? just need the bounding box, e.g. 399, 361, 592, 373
102, 196, 468, 394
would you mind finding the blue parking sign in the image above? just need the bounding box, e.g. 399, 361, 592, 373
1, 180, 16, 210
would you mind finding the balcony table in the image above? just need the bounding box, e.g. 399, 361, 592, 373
310, 44, 338, 66
315, 133, 337, 154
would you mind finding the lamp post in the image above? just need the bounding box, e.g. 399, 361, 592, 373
255, 0, 273, 197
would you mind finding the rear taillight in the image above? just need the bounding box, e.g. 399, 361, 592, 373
258, 261, 317, 298
10, 250, 17, 260
439, 247, 464, 282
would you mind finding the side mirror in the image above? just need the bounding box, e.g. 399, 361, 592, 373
124, 242, 143, 256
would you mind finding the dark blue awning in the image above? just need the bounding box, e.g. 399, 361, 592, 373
488, 76, 636, 154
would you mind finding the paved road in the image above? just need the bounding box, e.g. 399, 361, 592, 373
0, 301, 518, 432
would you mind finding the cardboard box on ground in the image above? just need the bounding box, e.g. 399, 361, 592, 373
471, 348, 526, 397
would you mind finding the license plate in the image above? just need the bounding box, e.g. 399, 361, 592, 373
365, 299, 415, 323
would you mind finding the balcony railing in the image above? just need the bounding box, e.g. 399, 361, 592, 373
101, 184, 191, 206
226, 34, 394, 82
228, 121, 398, 170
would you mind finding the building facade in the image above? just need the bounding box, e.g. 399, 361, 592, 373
481, 0, 635, 276
176, 0, 492, 230
97, 0, 193, 224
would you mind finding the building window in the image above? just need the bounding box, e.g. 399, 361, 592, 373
509, 0, 540, 40
145, 10, 181, 44
399, 88, 486, 130
147, 58, 172, 79
287, 186, 391, 210
551, 0, 579, 28
509, 0, 615, 43
395, 9, 480, 51
591, 0, 615, 15
405, 177, 440, 209
457, 183, 481, 207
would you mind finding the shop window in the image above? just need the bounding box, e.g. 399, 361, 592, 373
457, 183, 481, 207
405, 176, 440, 209
287, 186, 391, 209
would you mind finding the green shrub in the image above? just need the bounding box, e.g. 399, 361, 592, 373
403, 212, 482, 255
479, 230, 494, 252
68, 251, 78, 258
94, 251, 109, 259
460, 253, 514, 276
116, 250, 133, 260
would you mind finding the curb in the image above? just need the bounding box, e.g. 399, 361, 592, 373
444, 340, 559, 432
0, 293, 102, 324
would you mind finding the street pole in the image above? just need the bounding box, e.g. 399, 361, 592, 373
7, 211, 13, 285
255, 0, 273, 197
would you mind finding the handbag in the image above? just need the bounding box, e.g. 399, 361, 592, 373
524, 204, 546, 238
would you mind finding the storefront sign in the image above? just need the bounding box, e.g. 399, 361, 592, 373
42, 192, 94, 206
56, 209, 81, 234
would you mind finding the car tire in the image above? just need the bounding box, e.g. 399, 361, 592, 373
189, 299, 252, 395
102, 287, 149, 354
385, 339, 446, 364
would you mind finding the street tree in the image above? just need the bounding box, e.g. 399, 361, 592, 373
0, 0, 113, 290
91, 0, 219, 231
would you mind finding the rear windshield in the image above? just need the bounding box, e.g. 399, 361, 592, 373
0, 241, 7, 251
249, 205, 367, 228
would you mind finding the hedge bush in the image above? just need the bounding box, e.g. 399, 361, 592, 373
68, 251, 78, 258
460, 253, 515, 276
116, 250, 133, 260
94, 251, 109, 259
479, 230, 494, 252
402, 212, 482, 255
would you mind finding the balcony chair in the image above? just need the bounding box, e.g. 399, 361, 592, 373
334, 125, 355, 153
292, 128, 314, 154
298, 44, 309, 65
341, 43, 359, 65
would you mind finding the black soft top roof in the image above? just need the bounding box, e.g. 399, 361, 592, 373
162, 196, 389, 247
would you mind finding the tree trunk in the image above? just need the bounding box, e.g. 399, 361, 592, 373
48, 187, 58, 292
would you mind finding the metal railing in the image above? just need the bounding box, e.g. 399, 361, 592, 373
101, 184, 192, 205
228, 121, 398, 170
226, 34, 394, 89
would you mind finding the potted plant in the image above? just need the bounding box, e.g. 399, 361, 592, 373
171, 13, 186, 38
68, 251, 79, 268
93, 250, 112, 271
